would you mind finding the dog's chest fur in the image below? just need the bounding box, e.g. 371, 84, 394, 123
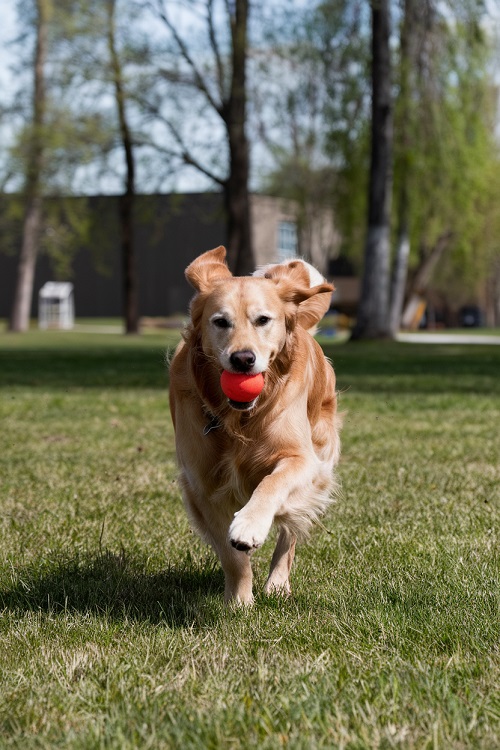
202, 415, 280, 506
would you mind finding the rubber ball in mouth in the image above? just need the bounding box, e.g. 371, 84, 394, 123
220, 371, 265, 402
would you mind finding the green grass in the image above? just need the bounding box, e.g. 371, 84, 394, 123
0, 329, 499, 748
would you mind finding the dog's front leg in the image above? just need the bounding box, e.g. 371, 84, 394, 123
178, 474, 254, 604
228, 456, 311, 553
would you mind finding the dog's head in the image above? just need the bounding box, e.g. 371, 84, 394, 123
185, 246, 333, 409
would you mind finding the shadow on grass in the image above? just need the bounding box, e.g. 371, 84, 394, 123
1, 341, 499, 393
0, 347, 172, 390
0, 549, 226, 628
327, 342, 500, 395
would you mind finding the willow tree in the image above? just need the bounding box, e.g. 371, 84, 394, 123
322, 0, 498, 336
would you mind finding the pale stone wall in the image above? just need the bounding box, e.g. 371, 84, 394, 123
250, 195, 339, 277
250, 195, 298, 268
299, 204, 340, 276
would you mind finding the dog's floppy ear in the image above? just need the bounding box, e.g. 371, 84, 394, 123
295, 290, 333, 331
257, 260, 334, 331
185, 246, 232, 293
276, 279, 334, 308
259, 260, 311, 288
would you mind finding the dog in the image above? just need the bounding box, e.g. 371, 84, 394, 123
169, 246, 341, 604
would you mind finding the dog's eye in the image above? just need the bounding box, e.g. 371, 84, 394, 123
213, 317, 231, 329
255, 315, 271, 327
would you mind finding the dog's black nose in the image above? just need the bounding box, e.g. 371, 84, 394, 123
230, 350, 256, 372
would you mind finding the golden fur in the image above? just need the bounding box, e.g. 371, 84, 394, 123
169, 246, 341, 603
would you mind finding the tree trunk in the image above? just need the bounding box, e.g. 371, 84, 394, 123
351, 0, 393, 340
9, 0, 50, 332
224, 159, 253, 277
485, 258, 500, 327
388, 0, 414, 337
493, 260, 500, 327
106, 0, 139, 334
224, 0, 254, 276
119, 191, 138, 333
401, 232, 452, 329
389, 207, 410, 335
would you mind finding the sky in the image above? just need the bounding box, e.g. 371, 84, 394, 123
2, 1, 500, 193
0, 1, 215, 194
0, 3, 17, 95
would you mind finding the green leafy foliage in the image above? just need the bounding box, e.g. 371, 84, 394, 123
262, 0, 500, 306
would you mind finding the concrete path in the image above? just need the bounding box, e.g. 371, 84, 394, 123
397, 332, 500, 345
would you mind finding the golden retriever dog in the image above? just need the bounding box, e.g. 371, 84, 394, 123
169, 246, 341, 604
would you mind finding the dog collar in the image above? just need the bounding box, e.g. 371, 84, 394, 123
203, 414, 221, 436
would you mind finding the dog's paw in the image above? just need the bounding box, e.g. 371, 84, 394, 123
264, 574, 292, 597
228, 510, 272, 554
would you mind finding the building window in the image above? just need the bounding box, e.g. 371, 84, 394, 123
277, 221, 298, 262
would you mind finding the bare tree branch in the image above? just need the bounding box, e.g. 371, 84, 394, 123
144, 0, 253, 272
207, 0, 226, 102
137, 93, 226, 186
153, 0, 224, 116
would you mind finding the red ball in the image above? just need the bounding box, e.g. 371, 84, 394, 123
220, 371, 265, 402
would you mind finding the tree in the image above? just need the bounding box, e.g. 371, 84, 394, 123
316, 0, 499, 336
9, 0, 51, 332
49, 0, 146, 333
351, 0, 393, 339
105, 0, 139, 333
397, 0, 499, 329
20, 0, 149, 334
142, 0, 254, 274
387, 0, 415, 336
254, 1, 368, 273
3, 0, 110, 332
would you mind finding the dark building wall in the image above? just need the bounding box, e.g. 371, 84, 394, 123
134, 193, 225, 316
0, 192, 226, 318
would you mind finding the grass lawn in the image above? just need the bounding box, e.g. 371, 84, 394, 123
0, 328, 499, 748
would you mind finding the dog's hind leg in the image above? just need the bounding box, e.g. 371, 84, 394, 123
264, 527, 296, 596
